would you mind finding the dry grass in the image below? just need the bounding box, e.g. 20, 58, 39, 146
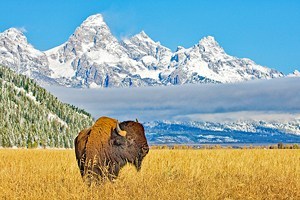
0, 149, 299, 200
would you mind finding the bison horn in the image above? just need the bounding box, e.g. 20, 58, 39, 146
136, 118, 139, 123
116, 121, 126, 137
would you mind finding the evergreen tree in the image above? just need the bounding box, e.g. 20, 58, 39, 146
0, 66, 94, 148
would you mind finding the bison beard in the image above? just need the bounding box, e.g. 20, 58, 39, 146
74, 117, 149, 185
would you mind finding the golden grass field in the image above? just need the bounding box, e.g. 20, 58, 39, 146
0, 148, 299, 200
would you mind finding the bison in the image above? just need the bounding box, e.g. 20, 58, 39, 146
74, 116, 149, 184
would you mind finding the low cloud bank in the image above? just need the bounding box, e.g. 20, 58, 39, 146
46, 77, 300, 122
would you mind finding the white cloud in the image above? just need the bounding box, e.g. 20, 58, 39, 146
46, 77, 300, 122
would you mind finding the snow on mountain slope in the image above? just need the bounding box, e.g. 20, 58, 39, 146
0, 28, 57, 85
0, 66, 94, 148
1, 14, 284, 88
121, 31, 173, 80
122, 31, 172, 67
45, 14, 157, 87
162, 36, 283, 84
287, 70, 300, 77
144, 120, 300, 144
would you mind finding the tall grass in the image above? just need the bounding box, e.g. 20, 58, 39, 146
0, 149, 299, 199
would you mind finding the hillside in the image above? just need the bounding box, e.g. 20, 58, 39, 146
0, 66, 94, 148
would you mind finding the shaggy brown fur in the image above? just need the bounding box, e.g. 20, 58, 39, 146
74, 116, 149, 185
74, 127, 91, 176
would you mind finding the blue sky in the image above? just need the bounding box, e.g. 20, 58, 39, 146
0, 0, 299, 74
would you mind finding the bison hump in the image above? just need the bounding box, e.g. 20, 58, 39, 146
85, 116, 118, 163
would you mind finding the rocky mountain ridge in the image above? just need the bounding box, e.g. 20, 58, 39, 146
0, 14, 284, 88
144, 120, 300, 144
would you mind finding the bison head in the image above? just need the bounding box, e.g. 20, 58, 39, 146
117, 120, 149, 171
74, 116, 149, 184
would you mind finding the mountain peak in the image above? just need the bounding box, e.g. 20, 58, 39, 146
5, 28, 24, 35
137, 30, 149, 38
199, 36, 219, 47
288, 70, 300, 77
197, 35, 225, 54
1, 28, 28, 43
127, 30, 158, 45
81, 14, 106, 27
131, 30, 152, 41
176, 46, 185, 52
294, 70, 300, 75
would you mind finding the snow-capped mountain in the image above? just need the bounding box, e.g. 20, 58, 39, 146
287, 70, 300, 77
121, 31, 172, 68
144, 120, 300, 144
0, 14, 284, 88
162, 36, 282, 84
0, 28, 57, 85
45, 14, 164, 87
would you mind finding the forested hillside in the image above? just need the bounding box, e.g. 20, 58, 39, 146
0, 66, 94, 148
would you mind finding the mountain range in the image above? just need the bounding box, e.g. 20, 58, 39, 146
0, 14, 285, 88
144, 120, 300, 145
